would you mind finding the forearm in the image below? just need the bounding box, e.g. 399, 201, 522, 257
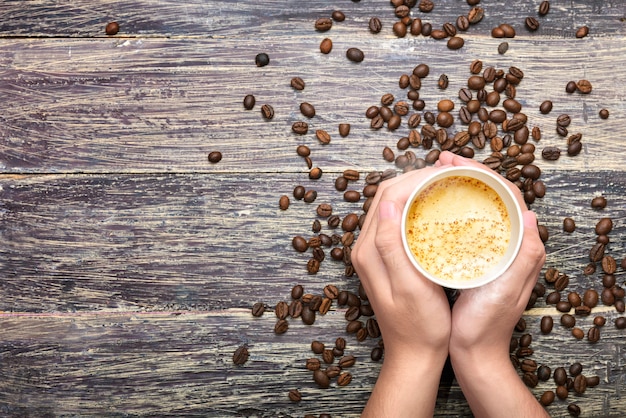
362, 349, 448, 418
450, 346, 549, 418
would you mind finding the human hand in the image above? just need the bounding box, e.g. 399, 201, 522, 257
352, 166, 452, 360
438, 151, 546, 354
439, 152, 549, 418
352, 165, 453, 417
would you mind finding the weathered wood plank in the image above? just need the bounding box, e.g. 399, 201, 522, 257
1, 36, 625, 173
1, 172, 624, 312
1, 307, 626, 417
0, 0, 623, 38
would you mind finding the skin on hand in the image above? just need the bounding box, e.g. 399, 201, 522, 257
352, 166, 452, 418
353, 152, 548, 418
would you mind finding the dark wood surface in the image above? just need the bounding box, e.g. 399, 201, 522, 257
1, 1, 625, 417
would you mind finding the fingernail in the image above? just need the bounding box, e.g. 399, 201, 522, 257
378, 200, 399, 220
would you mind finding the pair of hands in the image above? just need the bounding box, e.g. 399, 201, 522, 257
352, 151, 547, 417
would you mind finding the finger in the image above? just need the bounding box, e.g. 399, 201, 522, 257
373, 199, 439, 296
358, 167, 437, 240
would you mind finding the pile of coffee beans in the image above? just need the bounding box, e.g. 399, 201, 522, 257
230, 1, 624, 416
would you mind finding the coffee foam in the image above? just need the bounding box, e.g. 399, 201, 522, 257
405, 175, 511, 282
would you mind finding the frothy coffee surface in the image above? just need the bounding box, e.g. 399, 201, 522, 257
405, 175, 511, 282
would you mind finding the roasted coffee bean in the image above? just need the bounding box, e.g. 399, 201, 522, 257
315, 18, 333, 32
319, 37, 333, 54
322, 348, 334, 364
539, 390, 554, 406
554, 367, 568, 386
275, 301, 289, 320
555, 300, 571, 313
556, 385, 569, 400
371, 346, 383, 362
447, 36, 464, 50
566, 292, 582, 308
456, 15, 470, 31
291, 76, 305, 91
565, 80, 578, 93
537, 365, 551, 381
346, 47, 364, 63
324, 365, 340, 379
540, 316, 553, 334
525, 16, 540, 31
602, 255, 617, 274
288, 388, 302, 403
599, 108, 610, 119
207, 151, 223, 164
274, 319, 288, 334
393, 21, 407, 38
337, 372, 352, 387
497, 42, 509, 55
468, 7, 484, 24
311, 340, 325, 355
595, 217, 613, 235
288, 299, 303, 318
331, 10, 345, 21
243, 94, 256, 110
278, 195, 290, 211
261, 104, 274, 120
105, 21, 120, 35
313, 369, 330, 388
251, 302, 265, 317
369, 17, 383, 33
583, 289, 599, 308
616, 317, 626, 329
589, 243, 606, 262
591, 196, 607, 209
309, 167, 322, 180
338, 355, 356, 369
588, 326, 600, 343
233, 344, 249, 365
577, 79, 593, 94
522, 372, 538, 388
255, 53, 270, 67
301, 304, 316, 325
538, 1, 550, 16
575, 25, 589, 38
306, 357, 321, 371
567, 403, 581, 417
571, 327, 584, 339
554, 274, 569, 292
557, 114, 571, 127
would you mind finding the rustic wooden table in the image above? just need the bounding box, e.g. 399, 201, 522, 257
1, 1, 625, 417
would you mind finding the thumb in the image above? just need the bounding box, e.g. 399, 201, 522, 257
374, 200, 416, 276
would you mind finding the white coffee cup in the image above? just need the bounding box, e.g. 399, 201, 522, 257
401, 166, 524, 289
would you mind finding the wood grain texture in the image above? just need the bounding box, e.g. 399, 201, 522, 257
0, 0, 625, 416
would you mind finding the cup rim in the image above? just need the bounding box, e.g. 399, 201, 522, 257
401, 165, 524, 289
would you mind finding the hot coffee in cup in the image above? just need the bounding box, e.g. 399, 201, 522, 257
401, 166, 524, 289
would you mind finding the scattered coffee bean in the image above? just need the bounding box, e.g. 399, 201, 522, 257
346, 47, 364, 63
575, 26, 589, 38
315, 18, 333, 32
369, 17, 382, 34
255, 53, 270, 67
251, 302, 265, 317
105, 21, 120, 35
538, 1, 550, 16
208, 151, 223, 163
320, 38, 333, 54
291, 77, 305, 90
540, 316, 553, 334
288, 389, 302, 402
279, 195, 290, 210
261, 104, 275, 120
599, 108, 609, 119
567, 403, 581, 417
233, 345, 249, 365
498, 42, 509, 55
